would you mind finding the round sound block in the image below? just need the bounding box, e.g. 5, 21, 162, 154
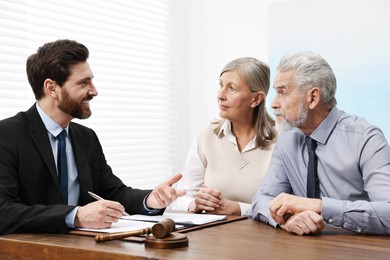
145, 232, 188, 249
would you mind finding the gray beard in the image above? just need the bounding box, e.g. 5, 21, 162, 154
275, 119, 294, 133
287, 102, 308, 128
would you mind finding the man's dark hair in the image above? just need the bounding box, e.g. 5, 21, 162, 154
26, 39, 89, 100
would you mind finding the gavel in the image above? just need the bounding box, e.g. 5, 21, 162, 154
95, 218, 175, 243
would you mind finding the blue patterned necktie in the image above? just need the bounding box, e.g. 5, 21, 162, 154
57, 130, 68, 204
306, 136, 320, 198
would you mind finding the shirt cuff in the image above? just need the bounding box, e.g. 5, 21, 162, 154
253, 212, 279, 228
143, 192, 160, 214
239, 202, 251, 217
66, 206, 79, 228
321, 197, 344, 226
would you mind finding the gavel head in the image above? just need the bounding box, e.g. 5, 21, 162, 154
151, 218, 175, 239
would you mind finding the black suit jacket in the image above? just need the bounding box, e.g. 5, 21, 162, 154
0, 104, 160, 235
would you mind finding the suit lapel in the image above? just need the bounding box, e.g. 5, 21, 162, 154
26, 105, 59, 183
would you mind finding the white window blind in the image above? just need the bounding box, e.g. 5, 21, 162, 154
0, 0, 177, 188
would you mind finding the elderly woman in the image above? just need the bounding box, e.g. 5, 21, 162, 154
171, 57, 277, 216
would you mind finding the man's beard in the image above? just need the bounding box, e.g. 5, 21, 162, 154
275, 118, 293, 133
274, 102, 308, 130
288, 101, 308, 128
58, 88, 92, 119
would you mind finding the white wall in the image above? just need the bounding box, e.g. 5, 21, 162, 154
175, 0, 270, 170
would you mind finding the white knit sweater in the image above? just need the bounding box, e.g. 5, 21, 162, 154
171, 122, 274, 216
198, 124, 274, 204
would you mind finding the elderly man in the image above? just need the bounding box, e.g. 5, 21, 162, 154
252, 51, 390, 235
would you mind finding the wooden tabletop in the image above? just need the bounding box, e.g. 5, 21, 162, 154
1, 218, 389, 259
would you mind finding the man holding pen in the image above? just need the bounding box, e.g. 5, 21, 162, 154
0, 39, 186, 235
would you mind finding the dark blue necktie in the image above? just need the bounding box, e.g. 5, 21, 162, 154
306, 137, 320, 198
57, 130, 68, 204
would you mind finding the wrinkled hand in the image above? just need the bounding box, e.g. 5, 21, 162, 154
280, 210, 325, 235
74, 200, 125, 229
146, 173, 186, 209
188, 185, 221, 213
269, 193, 322, 225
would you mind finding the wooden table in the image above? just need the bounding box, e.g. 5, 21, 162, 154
0, 219, 389, 259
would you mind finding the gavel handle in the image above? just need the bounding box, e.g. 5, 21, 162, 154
95, 227, 151, 243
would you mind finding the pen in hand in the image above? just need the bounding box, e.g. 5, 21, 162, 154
87, 191, 130, 216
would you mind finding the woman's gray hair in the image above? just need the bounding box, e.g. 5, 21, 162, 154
214, 57, 277, 149
276, 51, 337, 108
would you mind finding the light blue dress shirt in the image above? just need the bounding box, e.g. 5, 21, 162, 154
252, 106, 390, 234
36, 104, 79, 227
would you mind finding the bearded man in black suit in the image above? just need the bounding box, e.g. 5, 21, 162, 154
0, 39, 185, 235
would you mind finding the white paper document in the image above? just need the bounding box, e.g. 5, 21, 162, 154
122, 212, 226, 225
76, 219, 154, 233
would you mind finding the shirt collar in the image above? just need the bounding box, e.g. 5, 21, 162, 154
36, 103, 69, 137
218, 119, 257, 152
310, 106, 340, 145
218, 119, 231, 136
